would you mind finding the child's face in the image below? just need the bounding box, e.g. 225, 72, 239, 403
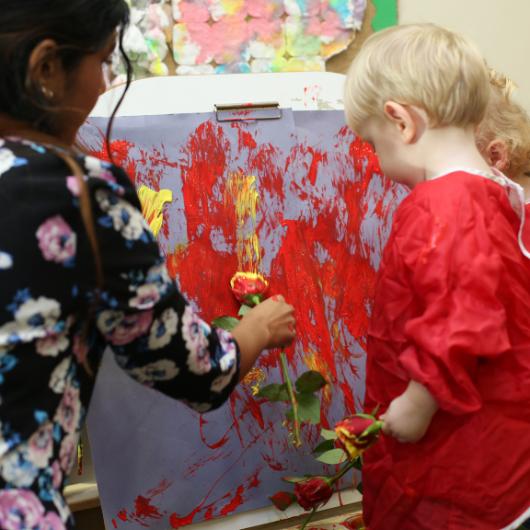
359, 117, 419, 187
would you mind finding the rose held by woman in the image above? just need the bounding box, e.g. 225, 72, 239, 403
230, 272, 269, 305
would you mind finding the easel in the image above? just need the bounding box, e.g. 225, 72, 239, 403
69, 72, 364, 530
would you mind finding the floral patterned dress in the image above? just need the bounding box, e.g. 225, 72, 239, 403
0, 138, 240, 530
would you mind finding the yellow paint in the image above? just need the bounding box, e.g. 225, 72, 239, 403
137, 185, 173, 236
303, 349, 332, 404
226, 172, 261, 272
242, 366, 266, 396
220, 0, 244, 15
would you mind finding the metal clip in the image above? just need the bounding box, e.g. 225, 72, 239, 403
214, 102, 282, 122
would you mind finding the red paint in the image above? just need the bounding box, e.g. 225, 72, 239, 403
339, 381, 358, 415
112, 479, 172, 527
134, 496, 162, 520
232, 123, 258, 151
219, 485, 245, 516
168, 506, 201, 528
199, 415, 229, 449
306, 146, 328, 185
262, 453, 287, 471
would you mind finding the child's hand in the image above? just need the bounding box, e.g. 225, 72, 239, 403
381, 381, 438, 443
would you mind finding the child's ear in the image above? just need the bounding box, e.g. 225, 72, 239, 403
485, 139, 510, 172
383, 101, 417, 144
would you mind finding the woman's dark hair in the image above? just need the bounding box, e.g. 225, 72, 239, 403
0, 0, 132, 154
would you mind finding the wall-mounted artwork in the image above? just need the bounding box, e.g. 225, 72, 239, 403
110, 0, 369, 79
82, 107, 405, 529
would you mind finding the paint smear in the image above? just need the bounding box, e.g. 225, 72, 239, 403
226, 172, 261, 273
137, 185, 173, 236
111, 479, 172, 528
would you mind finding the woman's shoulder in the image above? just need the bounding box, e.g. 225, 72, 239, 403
0, 137, 133, 192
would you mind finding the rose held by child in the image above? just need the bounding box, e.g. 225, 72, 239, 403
294, 476, 334, 510
334, 415, 382, 460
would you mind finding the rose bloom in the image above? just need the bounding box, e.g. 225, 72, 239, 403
230, 272, 268, 304
294, 477, 333, 511
334, 415, 380, 460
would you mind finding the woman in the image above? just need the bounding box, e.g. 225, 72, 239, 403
0, 2, 296, 529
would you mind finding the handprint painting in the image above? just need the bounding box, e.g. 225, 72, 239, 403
82, 108, 405, 529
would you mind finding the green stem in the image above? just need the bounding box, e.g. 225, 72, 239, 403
280, 352, 301, 447
299, 507, 317, 530
330, 458, 357, 485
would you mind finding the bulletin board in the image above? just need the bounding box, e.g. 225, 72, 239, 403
110, 0, 398, 81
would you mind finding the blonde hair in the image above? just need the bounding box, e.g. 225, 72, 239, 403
345, 24, 490, 133
475, 70, 530, 179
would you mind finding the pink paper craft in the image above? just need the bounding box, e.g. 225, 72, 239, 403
209, 0, 248, 21
210, 14, 250, 64
247, 18, 285, 59
174, 0, 211, 22
285, 16, 322, 57
173, 22, 214, 65
247, 0, 284, 18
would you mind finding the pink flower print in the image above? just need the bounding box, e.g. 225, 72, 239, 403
66, 176, 80, 197
182, 306, 211, 375
54, 383, 81, 434
36, 216, 76, 266
28, 422, 54, 468
129, 284, 161, 310
98, 310, 154, 346
210, 329, 238, 393
40, 511, 66, 530
59, 434, 77, 473
0, 489, 45, 530
51, 460, 63, 490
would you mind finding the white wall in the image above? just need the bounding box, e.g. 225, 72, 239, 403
399, 0, 530, 112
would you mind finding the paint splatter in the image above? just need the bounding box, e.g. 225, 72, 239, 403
138, 185, 173, 236
226, 172, 261, 272
111, 479, 172, 528
242, 366, 266, 395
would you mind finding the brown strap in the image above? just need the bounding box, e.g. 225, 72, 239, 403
53, 150, 104, 290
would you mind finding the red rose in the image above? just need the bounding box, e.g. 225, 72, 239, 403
269, 491, 296, 511
230, 272, 269, 305
294, 477, 333, 511
334, 415, 382, 460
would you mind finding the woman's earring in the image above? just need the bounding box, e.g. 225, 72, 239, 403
40, 85, 54, 100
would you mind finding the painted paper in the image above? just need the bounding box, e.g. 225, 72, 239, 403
82, 109, 405, 529
111, 1, 368, 80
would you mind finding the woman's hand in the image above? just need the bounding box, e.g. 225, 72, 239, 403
381, 381, 438, 443
231, 295, 296, 379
